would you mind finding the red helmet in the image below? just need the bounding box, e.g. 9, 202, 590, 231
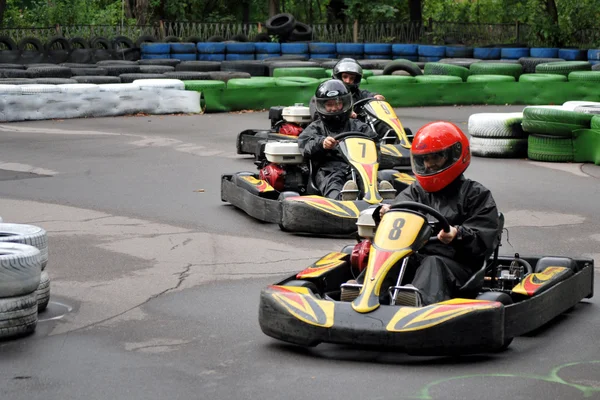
410, 121, 470, 192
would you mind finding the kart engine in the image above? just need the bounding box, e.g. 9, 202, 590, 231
494, 254, 531, 291
259, 163, 306, 193
278, 123, 303, 137
351, 240, 371, 272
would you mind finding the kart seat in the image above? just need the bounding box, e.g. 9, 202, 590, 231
458, 212, 505, 296
534, 256, 578, 273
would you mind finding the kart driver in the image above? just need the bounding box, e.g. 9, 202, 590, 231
298, 79, 393, 201
375, 121, 500, 306
332, 57, 385, 106
310, 58, 384, 120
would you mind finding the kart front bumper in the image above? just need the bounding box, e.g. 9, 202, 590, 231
259, 285, 506, 355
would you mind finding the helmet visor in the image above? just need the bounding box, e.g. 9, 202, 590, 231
411, 143, 462, 176
315, 92, 353, 116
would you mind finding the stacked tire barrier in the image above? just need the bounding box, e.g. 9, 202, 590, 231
468, 101, 600, 165
468, 113, 527, 158
0, 222, 49, 341
0, 78, 201, 122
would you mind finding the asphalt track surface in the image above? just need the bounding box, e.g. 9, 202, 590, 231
0, 105, 599, 400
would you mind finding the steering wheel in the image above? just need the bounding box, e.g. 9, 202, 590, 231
389, 201, 451, 233
333, 131, 374, 142
352, 97, 376, 117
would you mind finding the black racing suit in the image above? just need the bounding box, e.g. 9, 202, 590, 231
298, 118, 377, 200
393, 175, 500, 305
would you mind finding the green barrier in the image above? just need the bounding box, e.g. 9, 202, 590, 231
227, 77, 278, 88
365, 75, 417, 84
573, 129, 600, 165
275, 77, 320, 87
467, 75, 515, 83
272, 67, 328, 78
186, 80, 600, 112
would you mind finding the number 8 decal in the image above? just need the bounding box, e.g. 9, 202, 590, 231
388, 217, 405, 240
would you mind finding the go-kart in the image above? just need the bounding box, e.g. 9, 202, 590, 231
258, 201, 594, 355
221, 132, 415, 235
236, 99, 413, 171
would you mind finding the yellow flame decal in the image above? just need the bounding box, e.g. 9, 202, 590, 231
240, 176, 275, 192
512, 266, 569, 296
289, 196, 360, 218
387, 300, 499, 332
381, 144, 403, 157
271, 286, 334, 327
297, 252, 347, 279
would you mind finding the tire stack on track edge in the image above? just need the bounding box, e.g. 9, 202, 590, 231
468, 112, 528, 158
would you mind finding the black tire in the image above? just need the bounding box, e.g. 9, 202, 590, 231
175, 60, 222, 72
34, 77, 77, 84
96, 59, 138, 65
138, 58, 181, 67
135, 35, 156, 47
265, 13, 296, 35
230, 33, 248, 42
44, 36, 71, 51
184, 36, 203, 44
220, 60, 268, 76
18, 37, 43, 51
0, 69, 30, 78
70, 67, 108, 76
518, 57, 564, 74
0, 36, 17, 51
118, 73, 165, 83
72, 75, 121, 84
207, 36, 226, 43
101, 64, 141, 76
164, 36, 181, 43
252, 33, 271, 42
68, 37, 89, 49
112, 35, 135, 50
26, 66, 72, 78
163, 71, 211, 80
0, 63, 25, 69
90, 36, 112, 49
382, 59, 423, 76
68, 48, 93, 64
139, 65, 174, 74
289, 22, 313, 42
208, 71, 251, 82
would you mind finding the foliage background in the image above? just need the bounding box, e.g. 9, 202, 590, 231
0, 0, 599, 47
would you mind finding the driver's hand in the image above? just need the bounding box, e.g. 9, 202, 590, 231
374, 94, 385, 101
350, 111, 357, 119
379, 204, 391, 219
323, 136, 338, 149
437, 226, 458, 244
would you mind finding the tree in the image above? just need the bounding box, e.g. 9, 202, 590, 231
268, 0, 279, 16
408, 0, 421, 22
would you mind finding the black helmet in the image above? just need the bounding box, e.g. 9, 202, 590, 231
314, 79, 353, 129
332, 58, 363, 93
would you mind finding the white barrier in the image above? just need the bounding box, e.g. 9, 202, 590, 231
0, 80, 201, 122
